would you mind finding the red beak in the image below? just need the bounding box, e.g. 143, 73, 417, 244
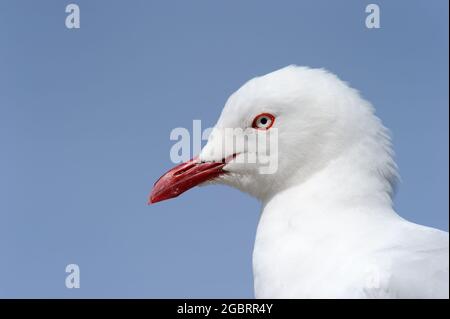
149, 158, 226, 204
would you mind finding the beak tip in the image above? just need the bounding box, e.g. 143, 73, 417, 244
148, 192, 165, 205
148, 157, 225, 207
147, 194, 155, 205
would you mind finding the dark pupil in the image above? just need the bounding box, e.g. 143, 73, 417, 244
260, 117, 268, 125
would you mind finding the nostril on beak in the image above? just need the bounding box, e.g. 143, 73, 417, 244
173, 163, 197, 176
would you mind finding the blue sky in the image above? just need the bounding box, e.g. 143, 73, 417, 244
0, 0, 448, 298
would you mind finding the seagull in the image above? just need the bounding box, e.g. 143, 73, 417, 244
149, 66, 449, 298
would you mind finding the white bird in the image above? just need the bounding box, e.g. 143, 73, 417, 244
150, 66, 449, 298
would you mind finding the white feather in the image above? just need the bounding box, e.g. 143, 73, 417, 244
199, 66, 449, 298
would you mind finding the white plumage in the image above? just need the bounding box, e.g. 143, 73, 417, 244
197, 66, 449, 298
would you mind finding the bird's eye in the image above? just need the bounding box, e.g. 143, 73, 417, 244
252, 113, 275, 130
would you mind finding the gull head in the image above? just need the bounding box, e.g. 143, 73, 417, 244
149, 65, 397, 204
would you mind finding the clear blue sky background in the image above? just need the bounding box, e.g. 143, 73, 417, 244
0, 0, 448, 298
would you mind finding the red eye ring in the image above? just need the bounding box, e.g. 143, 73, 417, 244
252, 113, 275, 130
